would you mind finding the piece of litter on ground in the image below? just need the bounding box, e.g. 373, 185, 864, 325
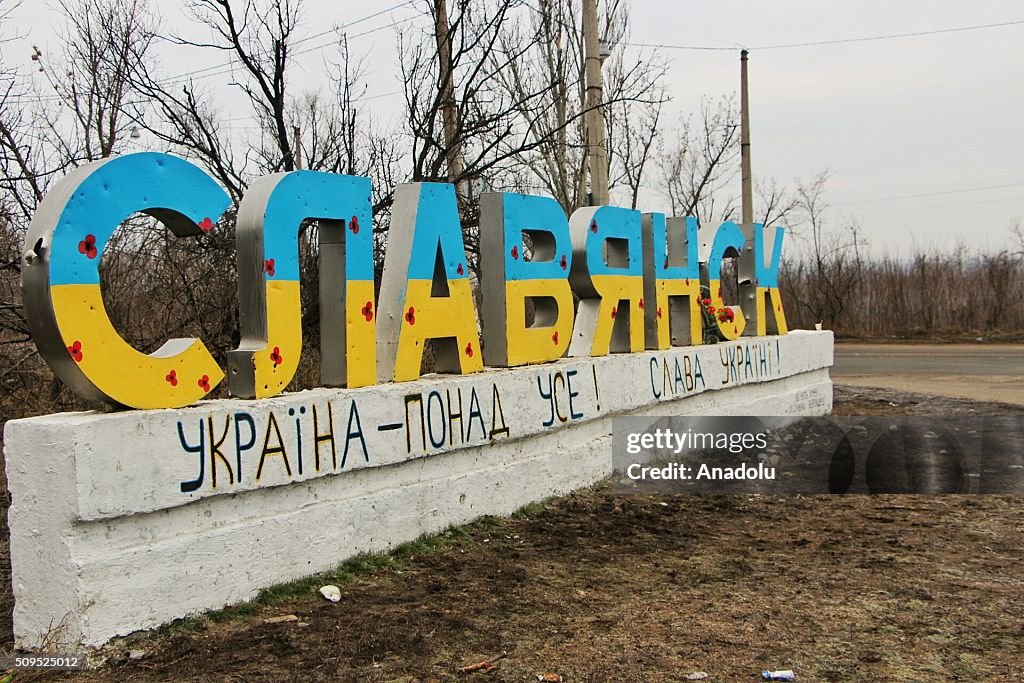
319, 584, 341, 602
457, 652, 507, 673
263, 614, 299, 624
685, 673, 709, 681
536, 674, 562, 682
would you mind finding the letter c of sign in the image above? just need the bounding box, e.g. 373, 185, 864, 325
21, 153, 230, 409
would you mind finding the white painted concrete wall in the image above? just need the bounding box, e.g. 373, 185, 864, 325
4, 331, 833, 649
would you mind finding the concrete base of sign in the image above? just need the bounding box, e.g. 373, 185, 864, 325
5, 331, 833, 649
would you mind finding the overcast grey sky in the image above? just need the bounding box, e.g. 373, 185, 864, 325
629, 1, 1024, 255
9, 0, 1024, 255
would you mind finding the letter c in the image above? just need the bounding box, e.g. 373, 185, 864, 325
22, 153, 230, 408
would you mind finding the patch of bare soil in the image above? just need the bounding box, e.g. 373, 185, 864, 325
832, 384, 1024, 416
2, 385, 1022, 682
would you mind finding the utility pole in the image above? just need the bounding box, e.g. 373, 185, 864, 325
740, 49, 753, 225
582, 0, 609, 206
738, 49, 759, 338
293, 125, 303, 170
435, 0, 466, 199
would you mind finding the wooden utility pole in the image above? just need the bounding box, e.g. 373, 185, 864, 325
740, 49, 753, 225
435, 0, 466, 197
582, 0, 609, 205
293, 125, 303, 170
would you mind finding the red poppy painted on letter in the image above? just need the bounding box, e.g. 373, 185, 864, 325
78, 234, 98, 259
67, 340, 83, 362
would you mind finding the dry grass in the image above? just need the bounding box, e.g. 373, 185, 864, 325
781, 248, 1024, 338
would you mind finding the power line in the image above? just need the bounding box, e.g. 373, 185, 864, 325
836, 182, 1024, 206
160, 0, 419, 84
159, 14, 423, 88
220, 89, 402, 129
849, 194, 1024, 218
23, 4, 423, 103
625, 41, 734, 52
627, 19, 1024, 52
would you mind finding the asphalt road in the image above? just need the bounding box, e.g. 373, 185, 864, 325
832, 343, 1024, 405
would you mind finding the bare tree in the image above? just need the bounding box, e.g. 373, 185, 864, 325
399, 0, 559, 192
397, 0, 556, 276
0, 0, 155, 316
0, 0, 158, 414
0, 0, 33, 345
44, 0, 154, 161
1, 0, 152, 226
186, 0, 301, 172
1011, 219, 1024, 258
490, 0, 586, 209
602, 49, 666, 210
127, 0, 304, 202
755, 177, 799, 229
489, 0, 666, 214
787, 171, 865, 328
656, 95, 739, 227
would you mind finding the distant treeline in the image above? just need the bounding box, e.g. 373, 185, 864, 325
781, 248, 1024, 338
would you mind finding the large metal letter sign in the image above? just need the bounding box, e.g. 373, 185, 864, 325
704, 221, 747, 341
752, 224, 789, 336
228, 171, 374, 398
376, 183, 483, 382
568, 205, 645, 356
21, 153, 229, 409
641, 213, 703, 349
19, 151, 796, 411
479, 192, 574, 366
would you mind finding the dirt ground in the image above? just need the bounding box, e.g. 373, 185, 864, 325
2, 385, 1023, 682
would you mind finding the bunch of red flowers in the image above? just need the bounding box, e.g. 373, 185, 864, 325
701, 297, 735, 324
